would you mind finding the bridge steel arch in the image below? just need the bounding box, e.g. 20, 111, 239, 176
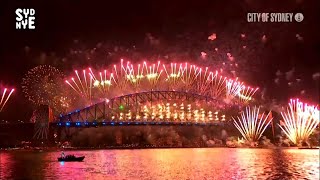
59, 90, 222, 123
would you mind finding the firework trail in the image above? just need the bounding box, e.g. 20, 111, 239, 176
238, 86, 259, 103
206, 71, 227, 98
65, 60, 259, 109
162, 62, 182, 89
178, 63, 198, 89
278, 99, 319, 145
143, 61, 163, 89
233, 106, 273, 142
35, 32, 299, 104
195, 67, 212, 94
66, 69, 93, 102
123, 62, 144, 88
225, 78, 244, 99
0, 88, 14, 112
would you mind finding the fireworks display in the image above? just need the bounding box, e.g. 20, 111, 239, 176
278, 99, 319, 145
233, 106, 273, 142
66, 60, 259, 108
108, 102, 226, 123
225, 78, 244, 99
65, 69, 93, 102
238, 86, 259, 103
22, 65, 67, 112
0, 88, 14, 112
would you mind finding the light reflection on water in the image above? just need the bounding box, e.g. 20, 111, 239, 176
0, 148, 318, 180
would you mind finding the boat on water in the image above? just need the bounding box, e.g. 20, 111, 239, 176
57, 155, 85, 162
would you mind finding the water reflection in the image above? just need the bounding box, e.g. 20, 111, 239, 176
0, 148, 318, 179
233, 148, 271, 179
0, 152, 13, 179
271, 149, 320, 180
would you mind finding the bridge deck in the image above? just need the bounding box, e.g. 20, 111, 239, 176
55, 121, 229, 127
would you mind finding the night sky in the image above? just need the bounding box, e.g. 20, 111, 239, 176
0, 0, 319, 121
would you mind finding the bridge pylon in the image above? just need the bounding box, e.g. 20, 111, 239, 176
32, 105, 54, 140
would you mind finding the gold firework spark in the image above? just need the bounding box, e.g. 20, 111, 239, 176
233, 106, 273, 142
237, 86, 259, 103
278, 99, 319, 145
22, 65, 65, 111
65, 60, 259, 108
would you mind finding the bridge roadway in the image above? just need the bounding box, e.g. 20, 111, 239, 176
0, 121, 228, 127
55, 121, 228, 127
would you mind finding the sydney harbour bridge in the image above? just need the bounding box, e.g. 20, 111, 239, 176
32, 60, 258, 140
58, 90, 228, 126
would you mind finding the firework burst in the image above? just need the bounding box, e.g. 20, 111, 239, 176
278, 99, 319, 145
233, 106, 273, 142
0, 88, 14, 112
22, 65, 66, 112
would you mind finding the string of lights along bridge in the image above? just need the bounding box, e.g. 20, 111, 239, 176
60, 60, 259, 126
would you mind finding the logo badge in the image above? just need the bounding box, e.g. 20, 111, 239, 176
294, 13, 304, 22
16, 8, 35, 29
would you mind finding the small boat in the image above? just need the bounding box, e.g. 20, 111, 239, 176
57, 155, 85, 162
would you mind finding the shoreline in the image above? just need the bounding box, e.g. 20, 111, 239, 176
1, 146, 319, 152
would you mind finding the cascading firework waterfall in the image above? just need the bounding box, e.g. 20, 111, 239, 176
233, 106, 273, 143
278, 99, 319, 145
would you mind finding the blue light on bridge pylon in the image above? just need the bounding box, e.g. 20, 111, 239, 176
58, 122, 62, 126
66, 122, 71, 126
84, 122, 89, 126
102, 122, 106, 125
111, 122, 115, 126
119, 122, 123, 125
76, 122, 81, 126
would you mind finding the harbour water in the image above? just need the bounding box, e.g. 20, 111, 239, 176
0, 148, 319, 179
